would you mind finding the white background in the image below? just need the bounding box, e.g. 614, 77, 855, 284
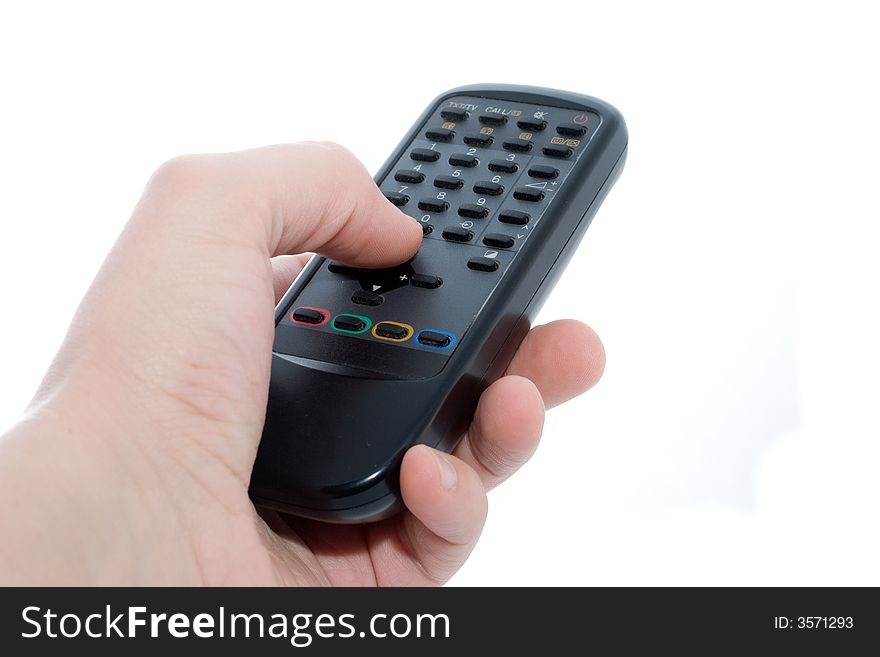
1, 1, 878, 585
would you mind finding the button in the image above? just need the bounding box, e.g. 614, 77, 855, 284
410, 148, 441, 162
542, 144, 573, 158
517, 118, 547, 131
433, 175, 464, 190
383, 191, 409, 207
473, 181, 504, 196
441, 108, 469, 122
528, 165, 559, 179
467, 256, 500, 272
351, 290, 383, 306
417, 329, 455, 349
425, 127, 455, 142
291, 306, 329, 326
394, 169, 425, 184
372, 321, 414, 342
458, 204, 490, 219
328, 262, 358, 274
478, 113, 507, 126
498, 210, 530, 225
463, 133, 494, 147
421, 223, 433, 236
449, 153, 479, 168
418, 198, 449, 213
502, 138, 533, 153
442, 226, 474, 242
513, 187, 545, 202
410, 274, 442, 289
556, 122, 587, 137
483, 233, 515, 249
487, 159, 518, 174
332, 314, 371, 334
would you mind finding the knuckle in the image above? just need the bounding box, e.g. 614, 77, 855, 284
147, 154, 222, 197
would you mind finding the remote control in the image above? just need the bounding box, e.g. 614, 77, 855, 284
251, 84, 628, 522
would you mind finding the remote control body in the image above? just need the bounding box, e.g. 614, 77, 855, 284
251, 84, 628, 522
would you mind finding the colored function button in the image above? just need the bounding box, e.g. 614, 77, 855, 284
467, 256, 501, 272
487, 159, 518, 174
483, 233, 515, 249
394, 169, 425, 184
478, 113, 507, 126
463, 133, 494, 147
498, 210, 530, 225
291, 306, 329, 326
528, 165, 559, 179
332, 314, 371, 334
449, 153, 479, 168
418, 198, 449, 213
502, 138, 533, 153
410, 274, 442, 289
434, 175, 464, 190
556, 122, 588, 137
458, 204, 490, 219
372, 321, 414, 342
441, 108, 469, 121
517, 118, 547, 131
328, 262, 358, 274
383, 191, 409, 207
442, 226, 474, 242
513, 186, 545, 202
473, 181, 504, 196
425, 127, 455, 142
417, 329, 456, 349
410, 148, 441, 162
351, 290, 383, 306
542, 144, 573, 158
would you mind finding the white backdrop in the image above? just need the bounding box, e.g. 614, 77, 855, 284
1, 1, 878, 585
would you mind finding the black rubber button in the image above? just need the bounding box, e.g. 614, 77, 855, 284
483, 233, 515, 249
473, 181, 504, 196
542, 144, 573, 158
527, 165, 559, 179
333, 315, 366, 332
328, 262, 358, 274
478, 113, 507, 126
487, 159, 518, 174
394, 169, 425, 184
292, 308, 326, 324
463, 133, 493, 147
425, 127, 455, 142
421, 223, 433, 235
458, 204, 490, 219
410, 274, 443, 289
442, 226, 474, 242
418, 198, 449, 213
418, 331, 452, 348
383, 191, 409, 206
502, 138, 533, 153
375, 322, 411, 340
467, 256, 500, 272
351, 290, 383, 306
434, 175, 464, 190
513, 187, 545, 202
556, 122, 587, 137
498, 210, 530, 225
441, 108, 469, 121
410, 148, 441, 162
517, 118, 547, 131
449, 153, 479, 168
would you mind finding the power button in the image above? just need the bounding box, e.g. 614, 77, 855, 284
572, 113, 590, 125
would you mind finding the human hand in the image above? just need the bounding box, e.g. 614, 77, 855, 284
0, 143, 604, 585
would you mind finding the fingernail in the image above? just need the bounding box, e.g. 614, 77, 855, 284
433, 451, 458, 491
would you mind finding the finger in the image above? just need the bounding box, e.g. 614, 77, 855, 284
453, 375, 544, 491
366, 446, 487, 585
505, 319, 605, 409
271, 254, 313, 304
137, 141, 423, 266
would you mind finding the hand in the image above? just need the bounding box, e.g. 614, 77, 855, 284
0, 143, 604, 585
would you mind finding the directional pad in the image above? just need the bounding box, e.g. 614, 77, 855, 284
326, 261, 416, 295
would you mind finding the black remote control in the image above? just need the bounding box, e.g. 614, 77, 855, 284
250, 85, 628, 522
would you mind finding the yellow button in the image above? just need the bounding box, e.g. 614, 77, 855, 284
371, 321, 414, 342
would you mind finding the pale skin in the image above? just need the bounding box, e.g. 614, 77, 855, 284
0, 143, 604, 585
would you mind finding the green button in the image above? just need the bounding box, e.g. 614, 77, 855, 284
331, 313, 371, 334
